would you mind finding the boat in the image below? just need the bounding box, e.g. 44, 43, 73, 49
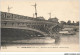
59, 28, 76, 35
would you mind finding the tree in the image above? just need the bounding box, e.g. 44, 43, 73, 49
76, 21, 79, 26
72, 21, 75, 25
67, 20, 71, 25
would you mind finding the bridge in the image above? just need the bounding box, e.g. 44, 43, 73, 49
1, 11, 62, 41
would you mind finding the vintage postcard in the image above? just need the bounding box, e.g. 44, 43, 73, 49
0, 0, 79, 52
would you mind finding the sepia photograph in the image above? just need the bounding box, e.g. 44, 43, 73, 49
0, 0, 79, 52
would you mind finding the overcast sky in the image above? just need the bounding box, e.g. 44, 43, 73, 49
0, 0, 79, 22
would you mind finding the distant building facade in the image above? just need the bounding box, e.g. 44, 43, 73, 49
48, 17, 58, 23
60, 21, 66, 25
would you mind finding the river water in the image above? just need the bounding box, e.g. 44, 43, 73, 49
1, 32, 79, 52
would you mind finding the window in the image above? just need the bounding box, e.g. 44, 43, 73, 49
12, 14, 13, 18
7, 16, 10, 18
1, 13, 6, 18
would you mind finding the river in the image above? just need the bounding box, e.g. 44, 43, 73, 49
1, 32, 79, 52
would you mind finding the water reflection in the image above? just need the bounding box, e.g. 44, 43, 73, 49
1, 32, 79, 47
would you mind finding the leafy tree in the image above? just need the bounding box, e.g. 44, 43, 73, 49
67, 20, 71, 25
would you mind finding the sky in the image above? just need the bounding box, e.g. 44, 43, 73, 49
0, 0, 79, 22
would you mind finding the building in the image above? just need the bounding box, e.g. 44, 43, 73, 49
48, 17, 58, 23
60, 21, 66, 24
